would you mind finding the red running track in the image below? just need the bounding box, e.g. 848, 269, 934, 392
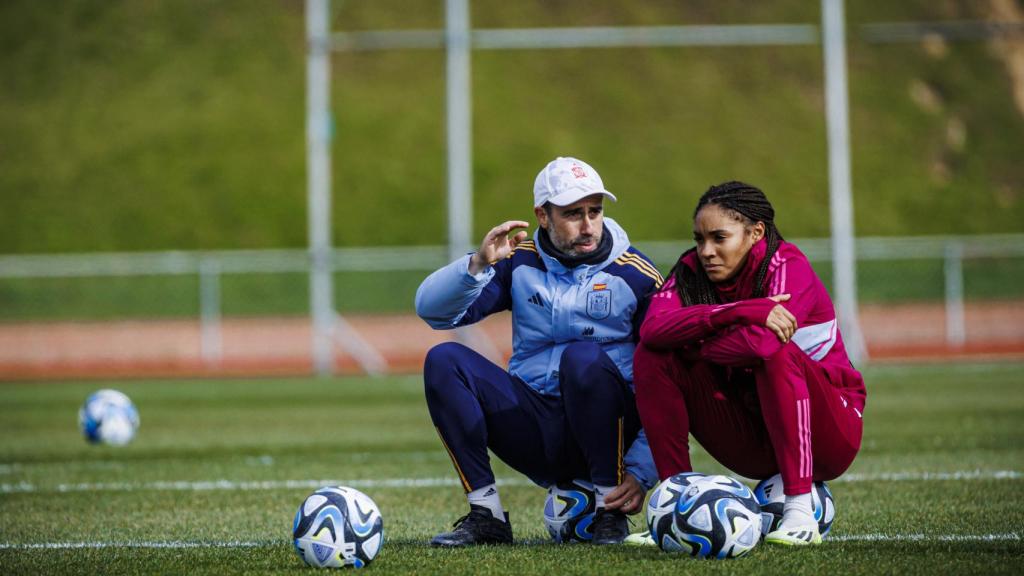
1, 302, 1022, 380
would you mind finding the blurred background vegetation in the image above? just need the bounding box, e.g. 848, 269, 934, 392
1, 0, 1022, 256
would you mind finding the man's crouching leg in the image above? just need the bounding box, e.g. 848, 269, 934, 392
558, 342, 641, 545
423, 342, 513, 546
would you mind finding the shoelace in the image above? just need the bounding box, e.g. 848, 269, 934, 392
450, 513, 472, 529
450, 508, 490, 529
596, 511, 635, 524
593, 510, 634, 533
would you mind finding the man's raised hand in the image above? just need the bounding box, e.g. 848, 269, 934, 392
468, 221, 530, 275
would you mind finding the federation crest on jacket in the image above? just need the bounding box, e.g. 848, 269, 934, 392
587, 287, 612, 319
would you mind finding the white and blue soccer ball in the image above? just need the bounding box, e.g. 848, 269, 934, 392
293, 486, 384, 569
78, 389, 139, 446
544, 479, 596, 543
647, 472, 707, 551
664, 474, 762, 559
754, 474, 835, 538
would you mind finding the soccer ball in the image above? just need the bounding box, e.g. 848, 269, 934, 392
668, 474, 762, 559
293, 486, 384, 568
78, 389, 139, 446
544, 479, 596, 543
753, 474, 835, 538
647, 472, 706, 551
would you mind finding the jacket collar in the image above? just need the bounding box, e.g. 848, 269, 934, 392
534, 217, 630, 277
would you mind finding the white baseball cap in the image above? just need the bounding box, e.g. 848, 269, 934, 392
533, 156, 618, 208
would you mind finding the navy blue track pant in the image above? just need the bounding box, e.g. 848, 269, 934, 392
423, 341, 641, 492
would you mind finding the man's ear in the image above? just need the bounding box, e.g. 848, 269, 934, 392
534, 206, 549, 229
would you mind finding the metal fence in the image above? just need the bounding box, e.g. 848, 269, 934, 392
2, 234, 1022, 374
307, 1, 1024, 373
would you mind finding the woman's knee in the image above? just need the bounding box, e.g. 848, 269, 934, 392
633, 343, 684, 388
756, 340, 805, 381
634, 342, 675, 369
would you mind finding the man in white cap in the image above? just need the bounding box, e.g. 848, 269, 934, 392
415, 157, 663, 546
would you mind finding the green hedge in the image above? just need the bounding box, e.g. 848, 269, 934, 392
1, 1, 1021, 254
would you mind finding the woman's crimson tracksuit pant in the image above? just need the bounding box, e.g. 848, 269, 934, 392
634, 341, 863, 495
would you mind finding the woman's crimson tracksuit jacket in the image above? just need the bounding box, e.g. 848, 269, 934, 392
634, 238, 865, 495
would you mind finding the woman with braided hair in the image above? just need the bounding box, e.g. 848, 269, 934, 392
633, 181, 865, 546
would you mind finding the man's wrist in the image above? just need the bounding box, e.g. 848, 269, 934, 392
467, 252, 488, 276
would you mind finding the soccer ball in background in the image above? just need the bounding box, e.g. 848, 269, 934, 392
293, 486, 384, 568
647, 472, 706, 551
543, 479, 596, 543
754, 474, 835, 538
667, 474, 762, 559
78, 389, 139, 446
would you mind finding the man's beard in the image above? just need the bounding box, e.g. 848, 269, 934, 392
547, 224, 599, 257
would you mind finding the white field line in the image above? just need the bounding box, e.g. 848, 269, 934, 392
831, 533, 1020, 542
0, 469, 1019, 495
1, 533, 1020, 550
0, 540, 276, 550
0, 477, 531, 494
837, 470, 1022, 482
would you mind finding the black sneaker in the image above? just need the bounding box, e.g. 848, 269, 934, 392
592, 508, 629, 545
430, 504, 513, 547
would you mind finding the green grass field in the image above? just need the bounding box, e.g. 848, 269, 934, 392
1, 362, 1022, 574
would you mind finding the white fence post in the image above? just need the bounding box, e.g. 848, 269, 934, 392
822, 0, 868, 365
445, 0, 473, 263
944, 241, 966, 347
307, 0, 336, 376
198, 257, 223, 365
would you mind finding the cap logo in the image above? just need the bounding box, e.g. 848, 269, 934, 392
571, 165, 587, 179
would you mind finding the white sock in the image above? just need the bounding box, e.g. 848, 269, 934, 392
779, 492, 816, 530
467, 484, 505, 522
593, 484, 615, 510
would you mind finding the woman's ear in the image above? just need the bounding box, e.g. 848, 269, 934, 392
750, 221, 766, 242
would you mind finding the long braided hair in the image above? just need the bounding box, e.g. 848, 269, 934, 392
668, 181, 785, 306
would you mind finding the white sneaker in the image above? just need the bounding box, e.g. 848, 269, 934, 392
622, 530, 656, 547
765, 524, 822, 546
